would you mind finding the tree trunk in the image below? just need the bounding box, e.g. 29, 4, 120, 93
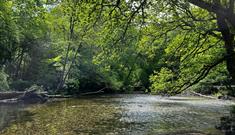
217, 15, 235, 84
56, 9, 76, 90
186, 0, 235, 85
56, 42, 71, 90
15, 48, 24, 80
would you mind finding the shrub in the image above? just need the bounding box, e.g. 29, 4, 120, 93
64, 79, 80, 95
10, 80, 32, 91
149, 67, 175, 95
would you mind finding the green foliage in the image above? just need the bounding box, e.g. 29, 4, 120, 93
0, 0, 234, 96
10, 80, 32, 91
0, 1, 18, 64
64, 79, 80, 95
190, 64, 228, 95
149, 68, 175, 95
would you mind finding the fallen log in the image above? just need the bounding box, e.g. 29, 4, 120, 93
46, 94, 72, 98
80, 87, 106, 96
0, 90, 48, 104
190, 91, 217, 99
0, 98, 18, 104
0, 92, 24, 100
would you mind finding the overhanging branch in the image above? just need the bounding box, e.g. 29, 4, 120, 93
187, 0, 235, 27
175, 55, 227, 93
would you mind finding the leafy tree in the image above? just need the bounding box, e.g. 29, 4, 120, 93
0, 0, 234, 96
0, 1, 18, 65
150, 68, 175, 95
90, 0, 235, 94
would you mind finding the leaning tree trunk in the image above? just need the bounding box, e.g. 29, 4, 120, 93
15, 48, 24, 80
217, 15, 235, 84
225, 40, 235, 84
56, 11, 76, 91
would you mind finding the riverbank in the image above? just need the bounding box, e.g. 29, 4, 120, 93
1, 90, 235, 105
0, 90, 48, 104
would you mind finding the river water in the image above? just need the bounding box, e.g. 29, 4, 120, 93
0, 94, 234, 135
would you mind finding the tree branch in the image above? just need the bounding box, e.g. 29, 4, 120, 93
187, 0, 235, 27
175, 55, 226, 93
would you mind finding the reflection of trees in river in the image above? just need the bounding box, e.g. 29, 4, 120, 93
0, 105, 17, 130
0, 104, 29, 131
217, 106, 235, 135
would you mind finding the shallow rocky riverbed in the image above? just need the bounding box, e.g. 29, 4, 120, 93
0, 94, 235, 135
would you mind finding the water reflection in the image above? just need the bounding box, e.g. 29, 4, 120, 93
0, 104, 27, 131
0, 95, 234, 135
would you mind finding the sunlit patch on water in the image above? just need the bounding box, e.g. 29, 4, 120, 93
116, 95, 234, 134
0, 94, 234, 135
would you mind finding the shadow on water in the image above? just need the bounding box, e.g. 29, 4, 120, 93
216, 105, 235, 135
0, 103, 34, 132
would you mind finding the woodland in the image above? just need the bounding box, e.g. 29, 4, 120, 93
0, 0, 235, 96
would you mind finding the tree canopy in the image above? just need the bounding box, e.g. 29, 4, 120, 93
0, 0, 234, 95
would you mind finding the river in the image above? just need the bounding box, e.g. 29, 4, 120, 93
0, 94, 234, 135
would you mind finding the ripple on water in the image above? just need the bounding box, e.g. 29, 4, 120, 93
0, 94, 234, 135
117, 95, 234, 134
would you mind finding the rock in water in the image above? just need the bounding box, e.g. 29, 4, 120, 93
17, 90, 47, 104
